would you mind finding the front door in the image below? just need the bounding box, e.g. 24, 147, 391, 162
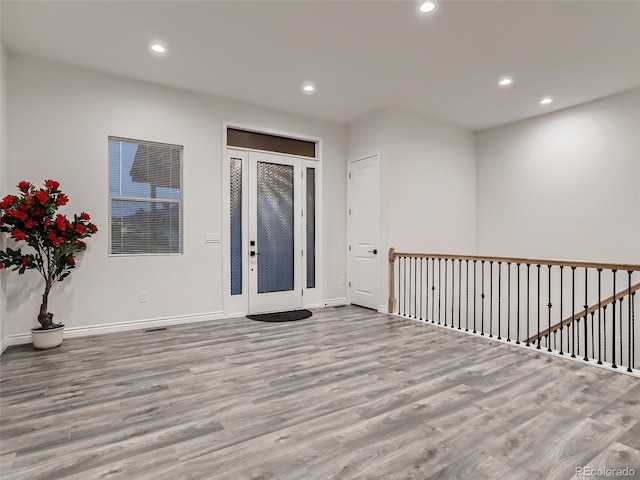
349, 154, 380, 310
248, 151, 302, 313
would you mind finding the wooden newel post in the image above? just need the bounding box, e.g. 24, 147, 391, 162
388, 247, 397, 314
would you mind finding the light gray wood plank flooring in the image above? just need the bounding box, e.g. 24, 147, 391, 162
1, 306, 639, 479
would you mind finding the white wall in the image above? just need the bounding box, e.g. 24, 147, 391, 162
0, 44, 8, 347
386, 109, 476, 254
348, 108, 477, 310
476, 88, 640, 264
4, 54, 347, 338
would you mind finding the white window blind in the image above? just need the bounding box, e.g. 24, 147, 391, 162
108, 137, 183, 255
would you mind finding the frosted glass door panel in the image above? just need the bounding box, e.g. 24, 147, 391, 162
257, 162, 295, 293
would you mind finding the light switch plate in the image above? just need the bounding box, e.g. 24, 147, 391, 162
205, 233, 221, 244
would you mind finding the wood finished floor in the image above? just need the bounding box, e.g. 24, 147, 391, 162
1, 306, 639, 480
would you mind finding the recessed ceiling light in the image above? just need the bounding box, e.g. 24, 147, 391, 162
302, 82, 316, 94
539, 96, 554, 105
418, 1, 437, 13
498, 76, 513, 87
149, 43, 167, 55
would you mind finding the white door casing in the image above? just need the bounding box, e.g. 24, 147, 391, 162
224, 139, 322, 317
348, 154, 380, 310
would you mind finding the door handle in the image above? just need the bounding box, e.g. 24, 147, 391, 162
368, 249, 378, 255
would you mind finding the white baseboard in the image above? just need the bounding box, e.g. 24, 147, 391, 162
322, 297, 349, 307
1, 336, 10, 354
378, 305, 389, 314
1, 311, 224, 350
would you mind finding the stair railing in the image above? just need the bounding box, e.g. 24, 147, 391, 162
388, 248, 640, 374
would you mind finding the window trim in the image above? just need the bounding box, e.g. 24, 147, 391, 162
108, 136, 184, 256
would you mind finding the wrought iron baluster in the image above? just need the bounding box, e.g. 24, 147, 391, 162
458, 260, 462, 329
397, 256, 401, 316
489, 261, 494, 338
405, 257, 409, 316
413, 257, 418, 319
612, 270, 617, 368
516, 263, 521, 344
426, 257, 430, 322
598, 269, 602, 365
465, 260, 470, 332
632, 292, 636, 371
526, 264, 531, 346
498, 262, 502, 340
507, 262, 511, 342
632, 270, 636, 372
537, 264, 541, 349
571, 267, 576, 358
473, 261, 477, 333
591, 311, 595, 361
547, 265, 552, 353
419, 258, 423, 321
602, 305, 607, 366
451, 259, 456, 328
619, 297, 623, 368
584, 268, 589, 362
559, 265, 564, 355
438, 259, 442, 325
481, 261, 486, 336
431, 258, 435, 324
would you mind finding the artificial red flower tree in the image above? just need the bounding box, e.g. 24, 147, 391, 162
0, 180, 98, 329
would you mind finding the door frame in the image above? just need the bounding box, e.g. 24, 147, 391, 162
222, 122, 323, 317
348, 152, 381, 311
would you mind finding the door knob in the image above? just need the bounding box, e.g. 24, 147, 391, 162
368, 249, 378, 254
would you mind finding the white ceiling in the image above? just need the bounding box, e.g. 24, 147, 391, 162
2, 0, 639, 131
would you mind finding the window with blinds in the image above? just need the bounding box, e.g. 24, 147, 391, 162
108, 137, 183, 255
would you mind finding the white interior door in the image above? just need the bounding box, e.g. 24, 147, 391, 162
248, 151, 302, 313
349, 154, 380, 309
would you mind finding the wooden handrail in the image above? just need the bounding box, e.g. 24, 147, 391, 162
390, 251, 640, 272
524, 283, 640, 344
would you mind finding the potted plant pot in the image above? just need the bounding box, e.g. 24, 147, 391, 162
31, 324, 65, 349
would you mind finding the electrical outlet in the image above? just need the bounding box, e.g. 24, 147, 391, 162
339, 276, 345, 285
139, 291, 148, 303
